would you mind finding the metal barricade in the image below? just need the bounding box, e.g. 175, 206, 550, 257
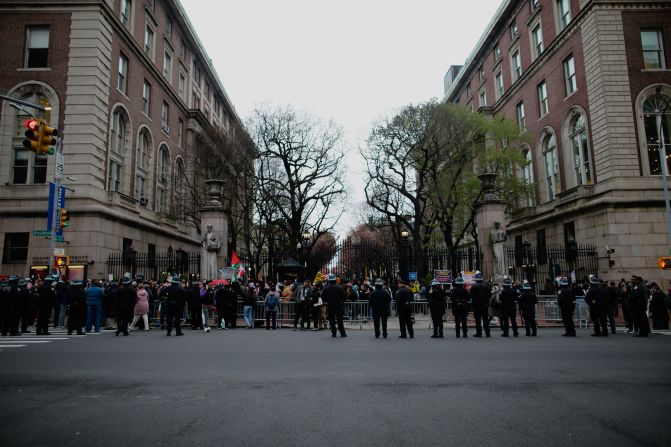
536, 295, 589, 328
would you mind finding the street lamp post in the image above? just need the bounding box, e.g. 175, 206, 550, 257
400, 230, 409, 281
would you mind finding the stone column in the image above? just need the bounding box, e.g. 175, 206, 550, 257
198, 179, 229, 280
475, 173, 507, 284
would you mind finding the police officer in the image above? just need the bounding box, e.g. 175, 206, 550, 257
67, 280, 87, 335
322, 274, 347, 338
518, 282, 538, 336
450, 277, 469, 338
18, 278, 32, 333
161, 276, 187, 336
114, 277, 135, 336
369, 278, 391, 339
223, 281, 238, 329
36, 276, 57, 335
499, 278, 519, 337
584, 275, 608, 337
630, 275, 651, 338
470, 273, 491, 338
428, 280, 446, 338
1, 275, 22, 336
395, 279, 414, 339
557, 277, 576, 337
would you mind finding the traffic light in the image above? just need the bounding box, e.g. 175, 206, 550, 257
22, 119, 41, 152
38, 123, 58, 155
59, 208, 69, 228
658, 257, 671, 269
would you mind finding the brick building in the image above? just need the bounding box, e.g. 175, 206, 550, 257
0, 0, 251, 280
443, 0, 671, 284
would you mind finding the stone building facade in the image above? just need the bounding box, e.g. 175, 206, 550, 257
443, 0, 671, 284
0, 0, 250, 280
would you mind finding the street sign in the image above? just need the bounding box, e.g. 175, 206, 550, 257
33, 230, 50, 237
408, 271, 417, 281
55, 150, 64, 180
53, 248, 65, 256
55, 236, 64, 243
47, 182, 66, 234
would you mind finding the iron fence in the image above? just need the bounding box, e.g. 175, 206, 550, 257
107, 250, 201, 281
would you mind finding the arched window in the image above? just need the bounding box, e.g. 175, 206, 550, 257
135, 129, 152, 201
569, 113, 592, 185
11, 90, 49, 184
543, 132, 559, 201
643, 93, 671, 175
156, 144, 169, 212
108, 107, 130, 192
522, 146, 534, 207
173, 158, 185, 220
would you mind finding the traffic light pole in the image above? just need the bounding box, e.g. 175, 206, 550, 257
49, 138, 64, 277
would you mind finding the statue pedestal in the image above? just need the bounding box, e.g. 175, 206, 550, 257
199, 206, 228, 280
475, 200, 506, 285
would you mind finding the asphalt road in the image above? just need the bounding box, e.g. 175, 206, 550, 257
0, 326, 669, 447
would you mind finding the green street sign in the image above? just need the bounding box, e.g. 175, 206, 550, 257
33, 230, 51, 237
55, 236, 64, 242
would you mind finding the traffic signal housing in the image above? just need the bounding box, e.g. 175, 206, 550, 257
23, 119, 41, 152
38, 123, 57, 155
59, 208, 69, 228
658, 257, 671, 269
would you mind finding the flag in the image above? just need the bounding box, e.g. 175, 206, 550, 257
231, 251, 242, 281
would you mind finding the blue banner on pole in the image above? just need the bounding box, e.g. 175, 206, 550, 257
47, 182, 66, 235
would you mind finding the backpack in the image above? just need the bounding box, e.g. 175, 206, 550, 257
267, 293, 278, 310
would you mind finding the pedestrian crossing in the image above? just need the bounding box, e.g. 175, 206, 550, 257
0, 329, 102, 352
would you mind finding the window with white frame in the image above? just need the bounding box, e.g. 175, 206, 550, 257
178, 72, 186, 100
543, 133, 559, 201
510, 21, 518, 38
108, 160, 122, 192
643, 93, 671, 175
111, 110, 127, 154
466, 83, 472, 98
512, 49, 522, 81
117, 53, 128, 93
564, 55, 577, 95
569, 112, 592, 185
494, 43, 501, 61
166, 15, 173, 39
137, 130, 150, 172
495, 71, 504, 100
538, 81, 549, 117
135, 175, 146, 201
479, 66, 485, 82
156, 145, 169, 212
142, 80, 151, 115
641, 30, 665, 69
120, 0, 132, 29
25, 26, 49, 68
517, 102, 526, 131
531, 0, 539, 10
161, 101, 169, 131
177, 118, 184, 147
531, 24, 544, 60
522, 147, 534, 207
479, 89, 487, 108
163, 51, 172, 81
557, 0, 571, 30
144, 24, 154, 58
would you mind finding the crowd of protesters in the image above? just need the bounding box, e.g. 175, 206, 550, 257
1, 270, 670, 338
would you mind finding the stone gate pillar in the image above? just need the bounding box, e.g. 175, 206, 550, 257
475, 173, 507, 285
198, 179, 229, 281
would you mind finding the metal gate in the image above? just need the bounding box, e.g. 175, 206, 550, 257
107, 250, 200, 281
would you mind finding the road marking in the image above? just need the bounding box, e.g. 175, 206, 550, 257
0, 345, 26, 348
0, 340, 52, 344
4, 337, 69, 340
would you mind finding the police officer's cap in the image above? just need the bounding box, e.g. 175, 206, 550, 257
122, 277, 132, 285
171, 276, 181, 284
522, 283, 532, 291
72, 279, 83, 286
8, 274, 19, 283
374, 278, 384, 286
43, 275, 54, 283
327, 273, 337, 282
474, 273, 484, 283
430, 279, 440, 287
558, 277, 569, 286
502, 278, 512, 288
589, 275, 599, 285
454, 277, 465, 286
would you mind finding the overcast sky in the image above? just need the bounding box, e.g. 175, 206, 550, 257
180, 0, 503, 236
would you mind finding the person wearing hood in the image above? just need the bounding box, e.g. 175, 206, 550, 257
129, 283, 151, 331
369, 278, 391, 339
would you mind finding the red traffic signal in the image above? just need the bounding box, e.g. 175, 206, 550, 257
23, 119, 41, 152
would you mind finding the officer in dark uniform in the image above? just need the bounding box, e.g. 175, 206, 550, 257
322, 274, 347, 338
369, 278, 391, 339
114, 277, 135, 336
36, 276, 57, 335
450, 277, 469, 338
161, 276, 187, 336
67, 280, 86, 335
187, 281, 203, 330
224, 282, 238, 329
584, 275, 608, 337
518, 282, 538, 336
428, 280, 446, 338
630, 275, 651, 338
19, 278, 33, 333
470, 273, 491, 337
1, 275, 22, 336
557, 277, 576, 336
395, 279, 414, 339
499, 278, 519, 337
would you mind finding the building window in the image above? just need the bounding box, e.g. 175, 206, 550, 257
111, 110, 127, 154
557, 0, 571, 30
144, 24, 154, 58
531, 24, 544, 60
158, 145, 169, 183
137, 130, 150, 172
641, 30, 665, 69
479, 90, 487, 108
3, 233, 29, 264
142, 80, 151, 115
569, 113, 592, 185
479, 66, 485, 82
564, 55, 577, 95
495, 71, 504, 100
531, 0, 539, 10
166, 15, 173, 38
25, 26, 49, 68
177, 118, 184, 147
643, 93, 671, 175
511, 49, 522, 81
135, 175, 146, 201
466, 83, 472, 98
494, 43, 501, 61
522, 147, 534, 207
543, 133, 559, 201
120, 0, 132, 29
108, 160, 122, 192
117, 53, 128, 94
510, 21, 518, 38
161, 102, 169, 131
179, 72, 186, 100
517, 102, 526, 131
180, 39, 186, 60
163, 51, 172, 81
538, 80, 549, 117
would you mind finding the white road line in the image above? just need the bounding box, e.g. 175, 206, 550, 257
3, 337, 69, 340
0, 345, 26, 348
0, 340, 52, 344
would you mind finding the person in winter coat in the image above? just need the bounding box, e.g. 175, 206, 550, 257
85, 281, 105, 333
114, 278, 136, 336
518, 283, 538, 336
499, 278, 519, 337
369, 278, 392, 339
450, 277, 469, 338
129, 283, 150, 331
428, 280, 447, 338
264, 285, 281, 330
66, 280, 87, 335
649, 284, 670, 330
